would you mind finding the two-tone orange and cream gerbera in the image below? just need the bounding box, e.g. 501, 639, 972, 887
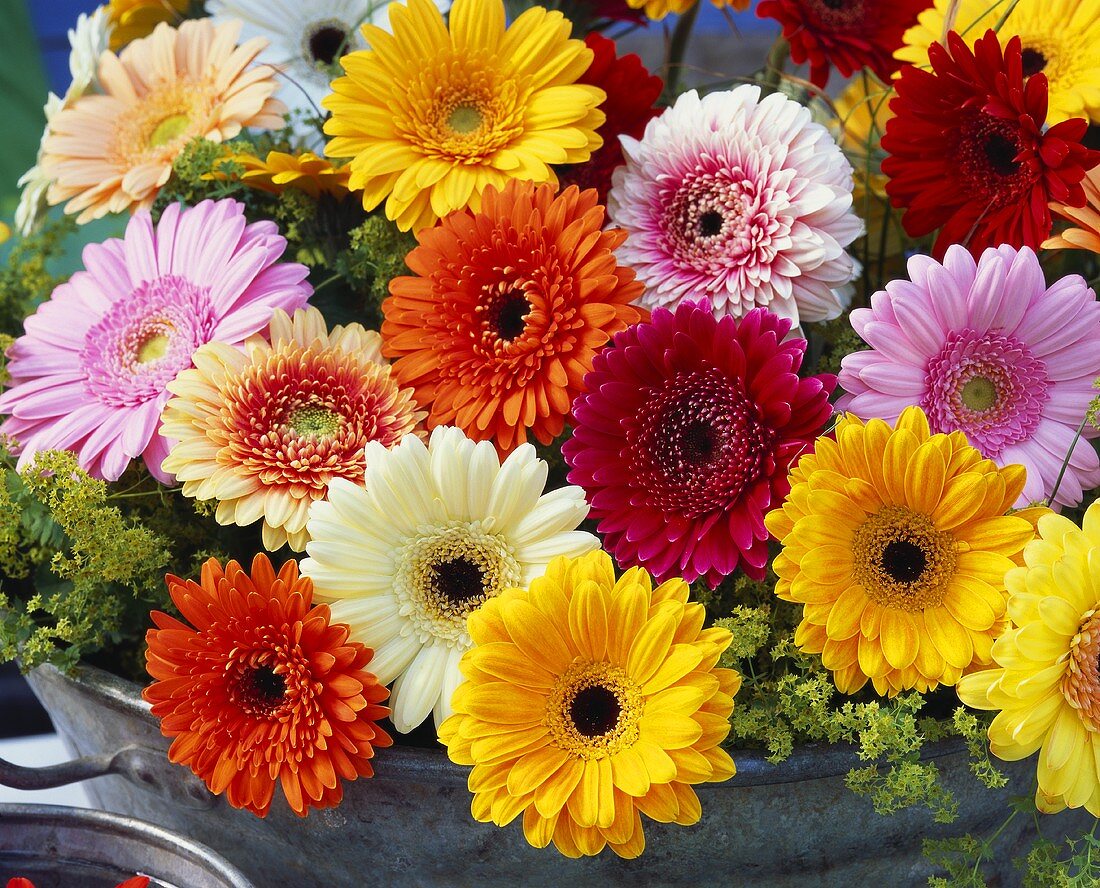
1045, 167, 1100, 253
382, 180, 646, 454
42, 18, 285, 223
144, 554, 392, 817
160, 307, 424, 551
323, 0, 606, 231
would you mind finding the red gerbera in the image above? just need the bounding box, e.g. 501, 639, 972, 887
144, 554, 392, 818
756, 0, 926, 88
562, 303, 836, 588
556, 33, 663, 203
882, 30, 1099, 259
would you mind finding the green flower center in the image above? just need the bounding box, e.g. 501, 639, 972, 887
960, 376, 997, 412
289, 406, 341, 437
136, 333, 170, 364
149, 114, 191, 148
448, 104, 483, 135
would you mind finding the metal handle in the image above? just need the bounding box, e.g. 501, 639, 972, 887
0, 744, 215, 809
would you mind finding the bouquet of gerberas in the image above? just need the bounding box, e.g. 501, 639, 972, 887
5, 0, 1100, 880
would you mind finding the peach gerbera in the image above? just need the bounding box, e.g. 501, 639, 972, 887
1044, 167, 1100, 253
160, 307, 424, 551
42, 18, 285, 223
382, 180, 646, 454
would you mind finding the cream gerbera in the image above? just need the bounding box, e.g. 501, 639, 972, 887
323, 0, 605, 231
301, 426, 599, 733
160, 307, 423, 552
958, 503, 1100, 816
42, 18, 286, 223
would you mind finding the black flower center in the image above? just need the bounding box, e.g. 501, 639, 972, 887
881, 540, 927, 584
431, 556, 487, 606
698, 210, 724, 237
820, 0, 848, 8
678, 419, 717, 465
309, 26, 348, 66
491, 293, 531, 342
983, 133, 1021, 177
569, 685, 622, 738
1021, 48, 1047, 77
249, 666, 286, 706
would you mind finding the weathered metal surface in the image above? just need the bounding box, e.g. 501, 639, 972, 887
25, 663, 1092, 887
0, 803, 253, 888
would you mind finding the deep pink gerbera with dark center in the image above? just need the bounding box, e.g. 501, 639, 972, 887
563, 302, 836, 587
881, 29, 1099, 259
555, 33, 663, 204
756, 0, 926, 88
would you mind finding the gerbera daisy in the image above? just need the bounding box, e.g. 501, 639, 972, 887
144, 553, 392, 817
215, 150, 352, 199
957, 503, 1100, 816
756, 0, 926, 88
322, 0, 605, 232
1045, 167, 1100, 253
897, 0, 1100, 124
838, 245, 1100, 508
160, 307, 423, 552
765, 407, 1040, 697
206, 0, 451, 144
629, 0, 749, 22
555, 34, 663, 205
107, 0, 187, 50
882, 30, 1098, 260
382, 180, 645, 454
0, 200, 310, 483
41, 18, 286, 223
438, 549, 739, 859
564, 303, 835, 588
300, 426, 599, 733
608, 85, 862, 327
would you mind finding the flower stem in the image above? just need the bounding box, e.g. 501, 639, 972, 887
761, 34, 790, 94
662, 2, 701, 100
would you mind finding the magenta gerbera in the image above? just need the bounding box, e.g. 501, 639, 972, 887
563, 302, 836, 586
838, 244, 1100, 508
0, 199, 311, 482
607, 85, 863, 328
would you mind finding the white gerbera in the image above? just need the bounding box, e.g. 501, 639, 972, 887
301, 426, 598, 733
608, 85, 864, 328
206, 0, 450, 145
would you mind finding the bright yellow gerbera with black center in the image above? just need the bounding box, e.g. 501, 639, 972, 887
765, 407, 1041, 697
322, 0, 606, 232
896, 0, 1100, 124
958, 503, 1100, 816
438, 550, 739, 859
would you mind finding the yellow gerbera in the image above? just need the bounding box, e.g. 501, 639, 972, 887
213, 151, 351, 199
107, 0, 188, 51
322, 0, 606, 232
958, 503, 1100, 816
764, 407, 1041, 697
629, 0, 749, 23
896, 0, 1100, 124
439, 550, 739, 859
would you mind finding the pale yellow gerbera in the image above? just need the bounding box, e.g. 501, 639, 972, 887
323, 0, 606, 232
107, 0, 188, 50
42, 19, 285, 223
161, 307, 424, 552
958, 502, 1100, 816
896, 0, 1100, 124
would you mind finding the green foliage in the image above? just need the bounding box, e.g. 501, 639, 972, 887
0, 215, 77, 336
951, 708, 1009, 790
1020, 832, 1100, 887
924, 834, 993, 888
150, 137, 254, 216
329, 215, 419, 329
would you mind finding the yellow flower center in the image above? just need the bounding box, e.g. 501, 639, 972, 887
136, 332, 170, 364
1064, 609, 1100, 732
288, 405, 342, 437
149, 113, 192, 148
852, 506, 957, 612
112, 79, 213, 167
960, 375, 997, 412
393, 521, 521, 646
546, 661, 642, 759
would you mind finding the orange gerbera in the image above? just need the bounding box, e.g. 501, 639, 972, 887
382, 180, 646, 453
214, 151, 352, 200
42, 19, 285, 223
1044, 167, 1100, 252
144, 554, 392, 817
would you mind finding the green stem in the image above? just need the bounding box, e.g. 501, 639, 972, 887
1046, 413, 1091, 507
761, 35, 790, 94
662, 2, 701, 100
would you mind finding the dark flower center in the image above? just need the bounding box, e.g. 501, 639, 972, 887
698, 210, 724, 238
309, 25, 348, 66
569, 685, 622, 738
983, 132, 1021, 177
820, 0, 848, 8
881, 540, 927, 584
679, 419, 716, 465
431, 556, 487, 606
490, 292, 531, 342
1021, 48, 1047, 77
245, 665, 287, 711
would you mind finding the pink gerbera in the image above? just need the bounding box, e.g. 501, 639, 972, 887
608, 85, 863, 328
0, 199, 311, 482
838, 245, 1100, 508
563, 302, 836, 586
